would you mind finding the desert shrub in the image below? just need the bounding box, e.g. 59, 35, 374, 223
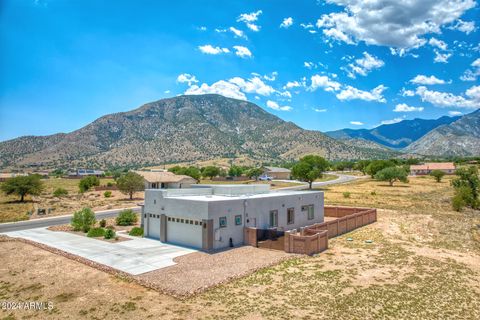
104, 228, 116, 239
343, 192, 351, 198
99, 219, 106, 228
106, 225, 115, 230
452, 192, 466, 211
104, 191, 112, 198
116, 209, 138, 226
71, 208, 96, 232
106, 182, 115, 187
78, 176, 100, 193
430, 170, 446, 182
129, 227, 144, 237
53, 187, 68, 197
451, 166, 479, 210
87, 227, 105, 238
370, 191, 377, 196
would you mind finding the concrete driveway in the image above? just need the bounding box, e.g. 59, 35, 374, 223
2, 228, 196, 275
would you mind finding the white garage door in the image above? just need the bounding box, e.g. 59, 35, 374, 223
148, 214, 160, 239
166, 217, 203, 248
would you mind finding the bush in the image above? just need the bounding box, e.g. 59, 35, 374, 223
104, 191, 112, 198
430, 170, 446, 182
99, 219, 106, 228
374, 166, 408, 186
343, 192, 351, 198
116, 209, 138, 226
79, 176, 100, 193
71, 208, 96, 232
106, 182, 115, 187
370, 191, 377, 196
129, 227, 144, 237
53, 187, 68, 197
87, 227, 105, 237
452, 193, 466, 211
104, 228, 116, 239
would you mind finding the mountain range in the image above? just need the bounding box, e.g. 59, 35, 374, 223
0, 94, 396, 169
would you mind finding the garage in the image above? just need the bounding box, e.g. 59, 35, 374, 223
166, 216, 203, 248
148, 213, 161, 239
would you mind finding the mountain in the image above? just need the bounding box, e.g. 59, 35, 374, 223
0, 94, 396, 169
405, 109, 480, 157
325, 115, 461, 149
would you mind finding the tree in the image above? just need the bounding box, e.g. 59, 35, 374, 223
374, 167, 408, 186
366, 160, 395, 178
354, 160, 371, 175
71, 208, 96, 232
430, 170, 446, 183
1, 175, 44, 202
116, 172, 145, 200
116, 209, 138, 226
202, 166, 221, 179
79, 176, 100, 193
183, 166, 201, 181
228, 165, 244, 177
451, 166, 479, 210
291, 155, 329, 189
245, 168, 263, 181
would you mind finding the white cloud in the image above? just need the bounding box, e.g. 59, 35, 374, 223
315, 0, 476, 51
410, 75, 446, 85
280, 17, 294, 28
336, 85, 387, 103
198, 45, 230, 55
164, 90, 170, 94
309, 75, 341, 92
229, 76, 275, 96
300, 23, 314, 29
229, 27, 247, 39
313, 108, 327, 112
177, 73, 198, 86
381, 117, 405, 125
198, 26, 207, 31
472, 58, 480, 68
263, 71, 278, 81
304, 61, 316, 69
278, 90, 292, 98
350, 121, 364, 126
394, 103, 424, 112
428, 37, 448, 51
344, 52, 384, 78
237, 10, 262, 31
448, 111, 463, 116
185, 81, 247, 100
266, 100, 292, 111
400, 88, 415, 97
449, 19, 476, 34
283, 81, 303, 89
233, 46, 252, 58
433, 50, 452, 63
461, 58, 480, 81
415, 85, 480, 108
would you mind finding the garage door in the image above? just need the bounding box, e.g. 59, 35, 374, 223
166, 217, 203, 248
148, 214, 160, 239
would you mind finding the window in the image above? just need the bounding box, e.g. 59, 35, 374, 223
149, 214, 152, 218
181, 219, 184, 223
269, 210, 278, 227
195, 221, 198, 225
287, 208, 295, 224
190, 220, 193, 224
144, 214, 147, 218
235, 215, 242, 226
307, 205, 314, 220
219, 216, 227, 228
176, 218, 180, 223
153, 199, 156, 204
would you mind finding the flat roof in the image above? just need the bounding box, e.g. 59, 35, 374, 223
163, 189, 322, 202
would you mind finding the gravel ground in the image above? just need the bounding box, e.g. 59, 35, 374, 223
135, 246, 294, 297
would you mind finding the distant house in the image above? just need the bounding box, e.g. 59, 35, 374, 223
0, 172, 28, 182
410, 162, 456, 176
262, 167, 291, 180
68, 169, 105, 178
134, 171, 197, 189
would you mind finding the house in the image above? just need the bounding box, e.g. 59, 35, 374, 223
0, 172, 28, 182
134, 171, 197, 189
410, 162, 456, 175
262, 166, 291, 180
141, 184, 324, 250
68, 169, 105, 178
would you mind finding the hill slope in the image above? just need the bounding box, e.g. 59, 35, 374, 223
325, 115, 460, 149
405, 109, 480, 157
0, 94, 396, 169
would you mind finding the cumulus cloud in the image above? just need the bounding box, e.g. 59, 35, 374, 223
344, 52, 384, 78
237, 10, 262, 31
315, 0, 476, 51
449, 19, 476, 34
350, 121, 364, 125
460, 58, 480, 81
198, 45, 230, 55
177, 73, 198, 86
394, 103, 424, 112
266, 100, 292, 111
229, 76, 275, 96
448, 111, 463, 116
304, 61, 316, 69
185, 81, 247, 100
400, 88, 415, 97
336, 85, 387, 103
309, 75, 341, 92
313, 108, 327, 112
433, 50, 452, 63
280, 17, 294, 28
428, 37, 448, 51
229, 27, 247, 39
415, 85, 480, 108
283, 81, 303, 89
233, 46, 252, 58
410, 75, 446, 85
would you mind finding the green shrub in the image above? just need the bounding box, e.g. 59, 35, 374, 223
71, 208, 96, 232
53, 188, 68, 197
430, 170, 446, 182
452, 193, 466, 211
116, 209, 138, 226
106, 182, 115, 187
370, 191, 377, 196
79, 176, 100, 193
129, 227, 144, 237
343, 192, 351, 198
87, 227, 105, 237
104, 191, 112, 198
99, 219, 106, 228
104, 228, 116, 239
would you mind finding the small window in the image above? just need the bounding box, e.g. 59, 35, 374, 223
219, 216, 227, 228
181, 219, 184, 223
176, 218, 180, 223
149, 214, 152, 218
235, 215, 242, 226
190, 220, 193, 224
287, 208, 295, 224
144, 214, 147, 218
307, 205, 314, 220
195, 221, 199, 225
269, 210, 278, 227
199, 221, 203, 226
167, 217, 171, 221
154, 199, 156, 204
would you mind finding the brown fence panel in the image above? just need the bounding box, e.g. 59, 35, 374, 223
338, 217, 347, 235
356, 212, 363, 227
326, 220, 338, 238
347, 216, 356, 232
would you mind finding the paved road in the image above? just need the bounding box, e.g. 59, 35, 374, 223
0, 207, 141, 233
275, 173, 362, 191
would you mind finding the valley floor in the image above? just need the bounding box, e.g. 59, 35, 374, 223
1, 176, 479, 319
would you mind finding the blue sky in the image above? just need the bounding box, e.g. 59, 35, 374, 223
0, 0, 479, 141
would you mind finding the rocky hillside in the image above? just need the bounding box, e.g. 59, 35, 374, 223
0, 94, 396, 169
405, 109, 480, 157
326, 115, 460, 149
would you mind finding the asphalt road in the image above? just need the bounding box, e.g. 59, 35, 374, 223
275, 173, 362, 191
0, 207, 141, 233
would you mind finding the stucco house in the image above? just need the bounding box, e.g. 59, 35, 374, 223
262, 166, 291, 180
141, 184, 324, 250
134, 171, 197, 189
409, 162, 456, 175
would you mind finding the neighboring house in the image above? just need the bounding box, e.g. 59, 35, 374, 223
0, 172, 28, 182
410, 162, 456, 175
262, 166, 291, 180
141, 184, 324, 250
134, 171, 197, 189
68, 169, 105, 177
